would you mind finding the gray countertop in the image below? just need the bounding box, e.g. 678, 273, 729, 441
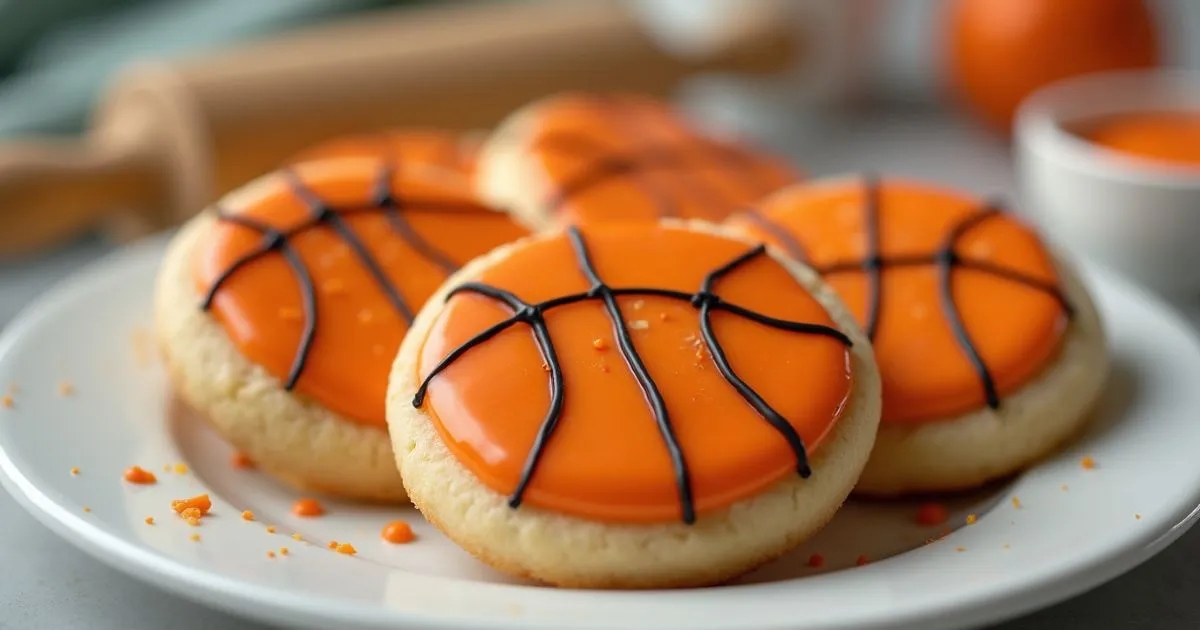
1, 108, 1197, 630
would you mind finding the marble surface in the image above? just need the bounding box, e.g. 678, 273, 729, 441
2, 108, 1198, 630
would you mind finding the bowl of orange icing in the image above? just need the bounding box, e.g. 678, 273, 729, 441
1016, 70, 1200, 297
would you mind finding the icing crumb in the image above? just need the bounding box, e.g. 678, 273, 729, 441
632, 299, 645, 310
806, 553, 825, 568
266, 526, 277, 534
1011, 497, 1022, 509
190, 533, 201, 542
145, 517, 155, 525
280, 547, 289, 556
82, 506, 91, 513
328, 540, 338, 549
291, 498, 325, 518
955, 546, 967, 553
267, 551, 276, 559
855, 555, 869, 567
278, 306, 302, 321
1135, 513, 1143, 520
599, 364, 611, 373
57, 381, 74, 396
592, 338, 608, 351
965, 514, 977, 525
181, 508, 203, 526
70, 467, 80, 476
1081, 456, 1096, 470
335, 543, 357, 555
173, 463, 189, 475
659, 312, 670, 322
2, 395, 13, 409
1061, 484, 1069, 492
915, 502, 949, 526
292, 533, 304, 541
123, 466, 157, 485
1003, 544, 1010, 550
381, 520, 415, 544
629, 319, 649, 330
171, 494, 212, 516
242, 510, 255, 521
230, 451, 255, 469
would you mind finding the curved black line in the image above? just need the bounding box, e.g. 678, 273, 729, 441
862, 174, 883, 340
373, 164, 461, 274
955, 259, 1075, 315
506, 310, 565, 509
278, 241, 317, 389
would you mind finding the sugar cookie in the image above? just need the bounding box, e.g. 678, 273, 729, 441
728, 175, 1108, 495
387, 221, 880, 587
155, 159, 528, 501
476, 93, 800, 230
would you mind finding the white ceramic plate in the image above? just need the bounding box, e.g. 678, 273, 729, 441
2, 235, 1200, 630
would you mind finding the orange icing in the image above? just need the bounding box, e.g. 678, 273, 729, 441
291, 498, 325, 517
1083, 112, 1200, 168
523, 94, 799, 226
730, 177, 1069, 423
416, 224, 852, 523
193, 160, 529, 426
288, 129, 480, 177
123, 466, 157, 485
171, 494, 212, 515
381, 520, 415, 544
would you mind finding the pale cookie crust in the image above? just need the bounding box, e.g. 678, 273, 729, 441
386, 220, 882, 588
154, 179, 405, 503
474, 98, 564, 231
853, 255, 1109, 496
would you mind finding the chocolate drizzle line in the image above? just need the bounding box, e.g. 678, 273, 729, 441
413, 226, 852, 524
200, 163, 502, 390
535, 101, 790, 219
758, 174, 1074, 410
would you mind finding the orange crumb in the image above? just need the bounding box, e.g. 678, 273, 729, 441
266, 526, 277, 534
1061, 484, 1069, 492
1081, 456, 1096, 470
659, 312, 670, 322
965, 514, 977, 525
69, 467, 80, 476
162, 464, 171, 472
328, 540, 339, 549
599, 364, 611, 373
1011, 497, 1022, 509
123, 466, 157, 485
322, 279, 345, 295
335, 543, 357, 555
241, 510, 255, 522
357, 309, 374, 324
806, 553, 825, 568
2, 394, 13, 408
292, 533, 303, 541
855, 555, 869, 567
230, 451, 255, 469
267, 551, 276, 559
592, 338, 608, 351
278, 306, 302, 321
171, 494, 212, 516
1003, 544, 1011, 550
381, 520, 415, 544
173, 463, 189, 475
955, 546, 967, 553
291, 498, 325, 518
190, 533, 201, 542
82, 506, 91, 513
915, 502, 949, 526
1135, 513, 1143, 520
145, 517, 155, 525
181, 508, 202, 525
57, 381, 74, 396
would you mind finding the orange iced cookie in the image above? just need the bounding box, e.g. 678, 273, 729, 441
476, 93, 800, 230
729, 175, 1108, 494
388, 222, 881, 588
155, 158, 528, 501
288, 129, 483, 179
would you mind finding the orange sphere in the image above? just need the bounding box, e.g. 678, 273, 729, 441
947, 0, 1160, 134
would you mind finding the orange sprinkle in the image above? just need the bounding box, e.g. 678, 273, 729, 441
915, 502, 949, 526
171, 494, 212, 516
955, 546, 967, 553
659, 312, 670, 322
292, 533, 304, 541
592, 338, 608, 351
123, 466, 157, 485
181, 508, 203, 525
965, 514, 977, 525
1011, 497, 1022, 509
266, 526, 277, 534
291, 498, 325, 518
69, 467, 80, 476
327, 540, 338, 550
381, 520, 415, 544
57, 381, 74, 396
855, 555, 869, 567
82, 506, 91, 513
335, 543, 357, 555
241, 510, 255, 521
2, 395, 13, 408
145, 517, 155, 525
806, 553, 825, 568
1081, 456, 1096, 470
1061, 484, 1069, 492
322, 279, 346, 295
278, 306, 302, 321
230, 451, 255, 469
280, 547, 289, 556
173, 463, 189, 475
267, 550, 276, 559
190, 533, 201, 542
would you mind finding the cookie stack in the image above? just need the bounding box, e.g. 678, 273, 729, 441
154, 93, 1108, 588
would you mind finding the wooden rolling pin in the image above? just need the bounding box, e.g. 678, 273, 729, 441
0, 0, 798, 256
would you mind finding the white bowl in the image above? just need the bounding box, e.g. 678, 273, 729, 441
1015, 70, 1200, 298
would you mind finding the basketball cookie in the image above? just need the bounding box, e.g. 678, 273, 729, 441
288, 129, 483, 179
727, 175, 1109, 495
155, 159, 528, 501
387, 221, 881, 588
476, 93, 800, 230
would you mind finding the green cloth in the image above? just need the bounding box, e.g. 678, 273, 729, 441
0, 0, 413, 136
